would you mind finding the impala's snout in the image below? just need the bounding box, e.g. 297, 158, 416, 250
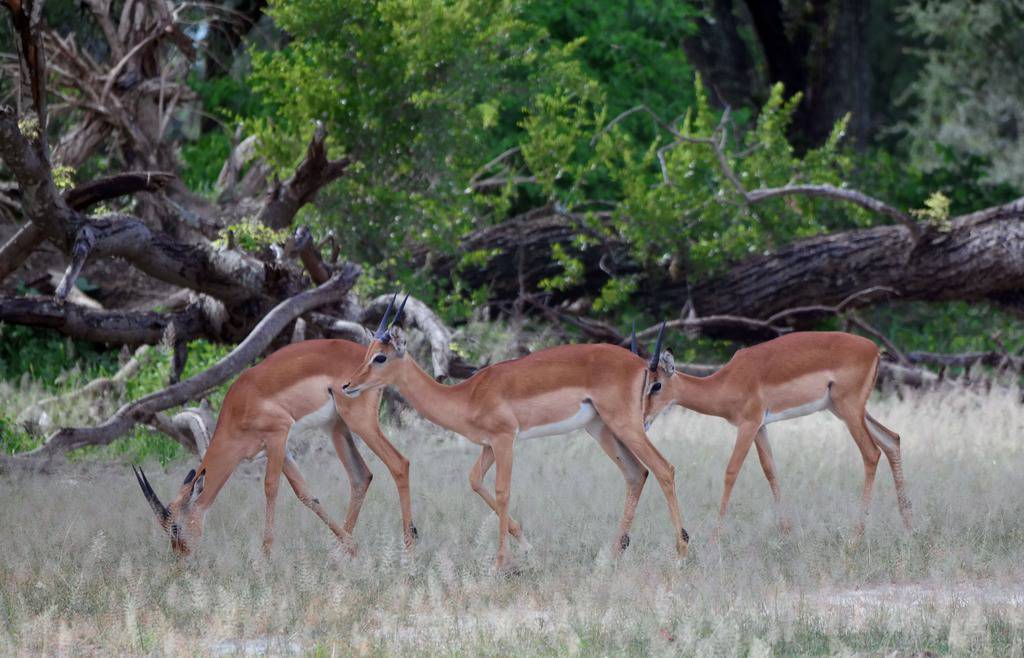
340, 382, 361, 398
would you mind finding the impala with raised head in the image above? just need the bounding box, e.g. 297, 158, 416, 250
338, 296, 688, 570
645, 331, 911, 536
133, 332, 419, 557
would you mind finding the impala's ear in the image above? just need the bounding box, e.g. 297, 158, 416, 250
659, 350, 676, 376
390, 326, 407, 356
187, 470, 205, 506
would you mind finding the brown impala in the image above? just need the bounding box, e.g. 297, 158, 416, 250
645, 331, 912, 536
339, 295, 688, 571
133, 307, 425, 557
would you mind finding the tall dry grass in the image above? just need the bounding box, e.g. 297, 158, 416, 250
1, 387, 1023, 655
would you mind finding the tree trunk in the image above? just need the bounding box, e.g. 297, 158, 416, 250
431, 199, 1024, 335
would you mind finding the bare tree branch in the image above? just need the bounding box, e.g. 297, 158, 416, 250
0, 222, 45, 282
0, 295, 203, 344
63, 171, 174, 210
746, 184, 920, 237
255, 122, 352, 230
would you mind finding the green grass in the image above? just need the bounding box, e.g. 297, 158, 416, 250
1, 387, 1022, 654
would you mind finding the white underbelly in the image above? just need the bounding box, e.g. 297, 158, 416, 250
763, 390, 831, 425
517, 402, 597, 440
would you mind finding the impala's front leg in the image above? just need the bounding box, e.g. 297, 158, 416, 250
716, 421, 761, 539
491, 437, 516, 572
469, 445, 525, 540
600, 413, 688, 558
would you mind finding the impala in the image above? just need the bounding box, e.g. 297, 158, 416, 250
338, 296, 688, 570
133, 328, 419, 557
645, 331, 912, 535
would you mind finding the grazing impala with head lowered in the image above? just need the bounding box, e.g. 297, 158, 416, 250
338, 295, 687, 570
133, 323, 421, 557
645, 331, 911, 536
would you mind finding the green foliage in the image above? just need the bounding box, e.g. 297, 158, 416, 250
180, 131, 231, 194
862, 301, 1024, 356
0, 325, 232, 464
0, 412, 35, 453
524, 1, 699, 130
180, 74, 269, 192
592, 275, 637, 313
580, 78, 861, 277
538, 242, 585, 291
16, 117, 39, 141
247, 0, 604, 280
910, 191, 951, 230
0, 324, 119, 390
897, 0, 1024, 187
212, 221, 292, 252
51, 165, 75, 191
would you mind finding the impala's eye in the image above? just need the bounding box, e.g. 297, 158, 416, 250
650, 382, 663, 394
373, 354, 387, 364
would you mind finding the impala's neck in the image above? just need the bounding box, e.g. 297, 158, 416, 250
393, 357, 476, 436
670, 370, 731, 419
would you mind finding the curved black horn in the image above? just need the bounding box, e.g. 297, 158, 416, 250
630, 320, 638, 355
391, 293, 410, 327
133, 466, 170, 525
648, 320, 666, 372
374, 293, 398, 339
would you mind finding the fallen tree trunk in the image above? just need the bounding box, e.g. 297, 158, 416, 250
432, 197, 1024, 338
684, 198, 1024, 322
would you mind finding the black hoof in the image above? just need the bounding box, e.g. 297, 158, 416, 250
619, 534, 631, 551
680, 528, 690, 543
498, 563, 524, 579
409, 524, 419, 539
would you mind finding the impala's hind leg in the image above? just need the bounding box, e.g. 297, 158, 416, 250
866, 412, 912, 530
586, 419, 648, 555
261, 437, 287, 555
328, 419, 374, 536
753, 427, 791, 533
283, 453, 357, 554
830, 398, 881, 538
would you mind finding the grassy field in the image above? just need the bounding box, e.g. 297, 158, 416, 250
1, 387, 1023, 655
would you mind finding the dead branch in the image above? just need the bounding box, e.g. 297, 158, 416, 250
0, 296, 200, 344
0, 222, 44, 282
255, 122, 352, 230
287, 225, 331, 284
54, 225, 96, 304
148, 400, 215, 456
63, 171, 174, 210
1, 265, 361, 469
746, 184, 920, 237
